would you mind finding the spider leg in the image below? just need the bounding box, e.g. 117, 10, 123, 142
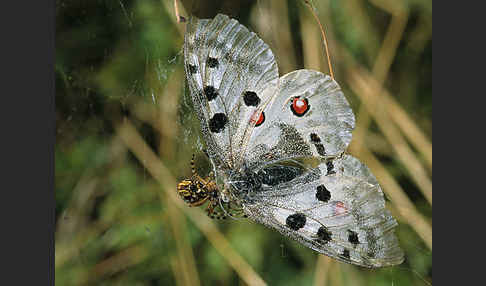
189, 196, 209, 207
190, 154, 196, 176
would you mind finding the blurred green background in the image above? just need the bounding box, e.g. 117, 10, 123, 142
55, 0, 432, 285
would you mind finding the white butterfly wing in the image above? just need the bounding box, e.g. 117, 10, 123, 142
242, 70, 355, 168
243, 155, 404, 268
184, 14, 279, 168
183, 14, 403, 268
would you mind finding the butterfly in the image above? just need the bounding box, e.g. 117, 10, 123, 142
177, 13, 404, 268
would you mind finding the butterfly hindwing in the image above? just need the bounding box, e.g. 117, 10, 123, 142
184, 14, 278, 168
243, 155, 404, 267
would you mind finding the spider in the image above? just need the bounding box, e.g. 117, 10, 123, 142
177, 154, 222, 217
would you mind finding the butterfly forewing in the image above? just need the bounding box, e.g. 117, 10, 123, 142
184, 14, 278, 168
243, 155, 404, 267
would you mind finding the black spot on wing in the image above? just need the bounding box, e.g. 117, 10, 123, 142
309, 133, 326, 156
204, 86, 218, 101
316, 226, 332, 244
286, 213, 306, 230
341, 249, 350, 260
207, 57, 219, 68
187, 64, 198, 74
315, 145, 326, 156
348, 230, 359, 246
310, 133, 320, 143
316, 185, 331, 202
209, 113, 228, 133
243, 91, 260, 106
326, 161, 335, 175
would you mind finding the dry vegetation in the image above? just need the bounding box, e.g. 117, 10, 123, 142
56, 0, 432, 285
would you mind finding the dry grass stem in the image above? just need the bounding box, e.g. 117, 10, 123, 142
352, 11, 409, 155
267, 0, 298, 73
299, 6, 323, 71
328, 261, 343, 286
356, 70, 432, 170
170, 255, 184, 286
348, 68, 432, 205
91, 245, 148, 281
368, 0, 406, 16
166, 191, 201, 286
313, 255, 332, 286
342, 0, 380, 63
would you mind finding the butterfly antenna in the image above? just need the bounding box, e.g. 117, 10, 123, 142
303, 0, 335, 80
174, 0, 186, 23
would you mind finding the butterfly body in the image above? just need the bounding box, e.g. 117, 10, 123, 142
179, 13, 404, 268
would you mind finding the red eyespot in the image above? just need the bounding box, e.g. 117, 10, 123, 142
255, 111, 265, 126
250, 110, 265, 127
290, 97, 309, 116
333, 201, 348, 216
